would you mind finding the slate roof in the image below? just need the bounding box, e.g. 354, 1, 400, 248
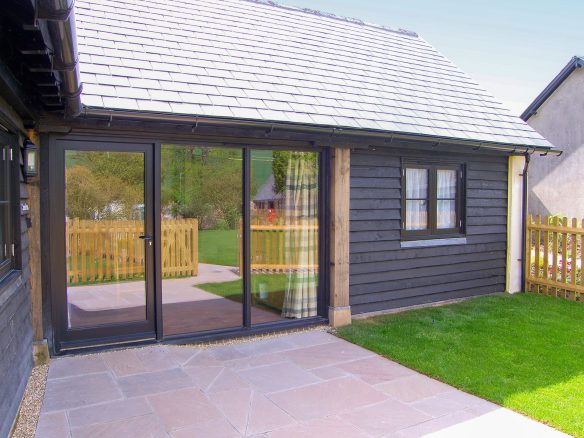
253, 175, 284, 202
74, 0, 552, 148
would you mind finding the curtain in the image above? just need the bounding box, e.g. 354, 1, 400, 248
437, 169, 456, 229
281, 153, 319, 318
405, 168, 428, 230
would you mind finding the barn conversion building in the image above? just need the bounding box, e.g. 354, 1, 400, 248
0, 0, 557, 434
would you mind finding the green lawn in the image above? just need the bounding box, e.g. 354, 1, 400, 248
197, 274, 288, 312
198, 229, 239, 266
337, 293, 584, 437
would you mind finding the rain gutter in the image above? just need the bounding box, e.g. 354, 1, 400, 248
81, 107, 563, 156
37, 0, 82, 117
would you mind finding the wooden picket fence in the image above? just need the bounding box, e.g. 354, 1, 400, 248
240, 223, 319, 273
525, 215, 583, 300
67, 218, 198, 285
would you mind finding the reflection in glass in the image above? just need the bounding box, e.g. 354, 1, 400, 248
250, 150, 319, 323
65, 150, 146, 328
160, 145, 243, 335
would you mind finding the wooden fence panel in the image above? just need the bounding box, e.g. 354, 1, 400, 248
525, 215, 583, 300
67, 218, 198, 285
241, 223, 319, 273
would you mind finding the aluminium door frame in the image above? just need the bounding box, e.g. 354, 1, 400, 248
48, 139, 157, 353
43, 132, 330, 354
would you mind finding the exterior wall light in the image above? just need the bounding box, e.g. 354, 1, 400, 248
23, 139, 38, 180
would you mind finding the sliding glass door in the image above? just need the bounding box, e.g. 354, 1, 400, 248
160, 145, 243, 335
50, 140, 324, 350
250, 150, 320, 323
160, 145, 322, 337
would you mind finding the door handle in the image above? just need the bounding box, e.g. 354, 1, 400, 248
139, 235, 153, 246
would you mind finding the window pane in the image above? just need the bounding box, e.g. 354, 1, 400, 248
406, 168, 428, 198
437, 200, 457, 229
406, 200, 428, 230
161, 145, 243, 335
65, 150, 147, 328
437, 169, 457, 199
251, 150, 319, 322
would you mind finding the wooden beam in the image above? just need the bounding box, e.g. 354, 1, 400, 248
25, 129, 44, 345
329, 147, 351, 327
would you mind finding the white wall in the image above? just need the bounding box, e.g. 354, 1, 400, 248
527, 68, 584, 218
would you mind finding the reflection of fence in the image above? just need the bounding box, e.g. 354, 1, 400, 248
67, 218, 198, 285
239, 224, 319, 273
525, 215, 583, 300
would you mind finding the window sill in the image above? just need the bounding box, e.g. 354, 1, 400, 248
400, 237, 467, 249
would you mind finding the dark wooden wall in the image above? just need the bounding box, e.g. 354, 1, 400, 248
0, 129, 33, 438
349, 146, 508, 314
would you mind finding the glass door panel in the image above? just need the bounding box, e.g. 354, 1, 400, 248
64, 149, 151, 331
250, 150, 320, 324
160, 145, 243, 335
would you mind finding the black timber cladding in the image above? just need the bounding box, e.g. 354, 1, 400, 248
0, 136, 33, 438
349, 146, 508, 314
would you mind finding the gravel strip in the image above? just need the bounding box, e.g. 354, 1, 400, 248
180, 324, 332, 349
11, 364, 48, 438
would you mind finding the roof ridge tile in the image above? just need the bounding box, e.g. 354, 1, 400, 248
242, 0, 418, 37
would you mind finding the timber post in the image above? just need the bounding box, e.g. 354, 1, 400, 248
329, 147, 351, 327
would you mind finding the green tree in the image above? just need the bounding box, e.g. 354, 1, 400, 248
272, 151, 318, 193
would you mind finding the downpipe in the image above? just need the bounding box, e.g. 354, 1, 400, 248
520, 152, 531, 291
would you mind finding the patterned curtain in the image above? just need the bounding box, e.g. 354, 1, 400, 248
281, 153, 319, 318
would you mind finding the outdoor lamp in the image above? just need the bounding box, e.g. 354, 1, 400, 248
23, 139, 38, 180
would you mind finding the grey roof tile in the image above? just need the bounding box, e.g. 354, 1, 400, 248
158, 80, 190, 92
83, 83, 117, 97
74, 0, 552, 147
263, 100, 293, 111
208, 95, 239, 106
102, 96, 140, 110
108, 65, 141, 78
189, 83, 219, 95
203, 105, 234, 117
229, 106, 262, 119
116, 86, 150, 99
148, 89, 182, 102
169, 102, 202, 114
94, 74, 130, 86
81, 94, 104, 107
179, 93, 213, 105
129, 77, 161, 89
137, 100, 173, 112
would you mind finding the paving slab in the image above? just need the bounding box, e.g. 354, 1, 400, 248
36, 330, 569, 437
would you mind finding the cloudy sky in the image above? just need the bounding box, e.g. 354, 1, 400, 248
286, 0, 584, 116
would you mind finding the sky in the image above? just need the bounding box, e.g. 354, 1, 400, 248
284, 0, 584, 116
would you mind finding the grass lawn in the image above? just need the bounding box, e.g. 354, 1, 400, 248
337, 293, 584, 437
197, 274, 288, 312
198, 229, 239, 266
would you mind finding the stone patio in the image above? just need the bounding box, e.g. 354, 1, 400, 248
36, 330, 567, 437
